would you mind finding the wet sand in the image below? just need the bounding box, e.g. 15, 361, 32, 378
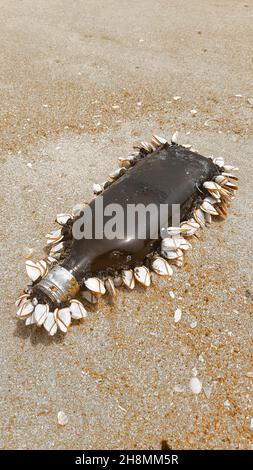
0, 0, 252, 449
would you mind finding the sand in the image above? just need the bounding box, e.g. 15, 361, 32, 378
0, 0, 252, 450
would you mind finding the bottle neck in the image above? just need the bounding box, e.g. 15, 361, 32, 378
34, 266, 80, 306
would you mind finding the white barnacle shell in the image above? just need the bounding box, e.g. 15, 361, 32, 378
47, 256, 58, 265
204, 195, 220, 205
177, 236, 192, 251
43, 311, 57, 336
171, 131, 179, 144
25, 260, 41, 282
221, 172, 238, 181
37, 260, 48, 278
15, 293, 30, 308
134, 266, 151, 287
93, 183, 103, 195
49, 242, 64, 255
201, 200, 219, 216
45, 228, 63, 245
161, 236, 181, 251
34, 303, 49, 326
84, 277, 106, 295
118, 155, 135, 168
16, 300, 34, 318
161, 249, 179, 260
203, 181, 222, 200
213, 157, 224, 168
223, 164, 239, 172
166, 227, 182, 237
214, 175, 228, 186
152, 257, 173, 276
193, 208, 205, 228
25, 313, 36, 326
56, 213, 72, 225
122, 270, 135, 290
180, 219, 200, 236
54, 307, 71, 333
109, 167, 126, 180
139, 141, 152, 152
151, 134, 167, 147
105, 278, 116, 297
80, 290, 98, 304
69, 299, 87, 319
223, 180, 238, 190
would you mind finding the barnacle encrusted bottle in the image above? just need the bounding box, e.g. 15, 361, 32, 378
16, 134, 238, 335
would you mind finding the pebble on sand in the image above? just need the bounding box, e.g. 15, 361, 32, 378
189, 377, 202, 394
57, 411, 68, 426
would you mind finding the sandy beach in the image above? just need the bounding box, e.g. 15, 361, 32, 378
0, 0, 252, 449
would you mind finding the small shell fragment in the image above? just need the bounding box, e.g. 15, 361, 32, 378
152, 257, 173, 276
34, 304, 49, 326
189, 377, 202, 394
57, 411, 68, 426
174, 308, 182, 323
134, 266, 151, 287
122, 270, 135, 290
84, 277, 106, 295
70, 299, 87, 319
